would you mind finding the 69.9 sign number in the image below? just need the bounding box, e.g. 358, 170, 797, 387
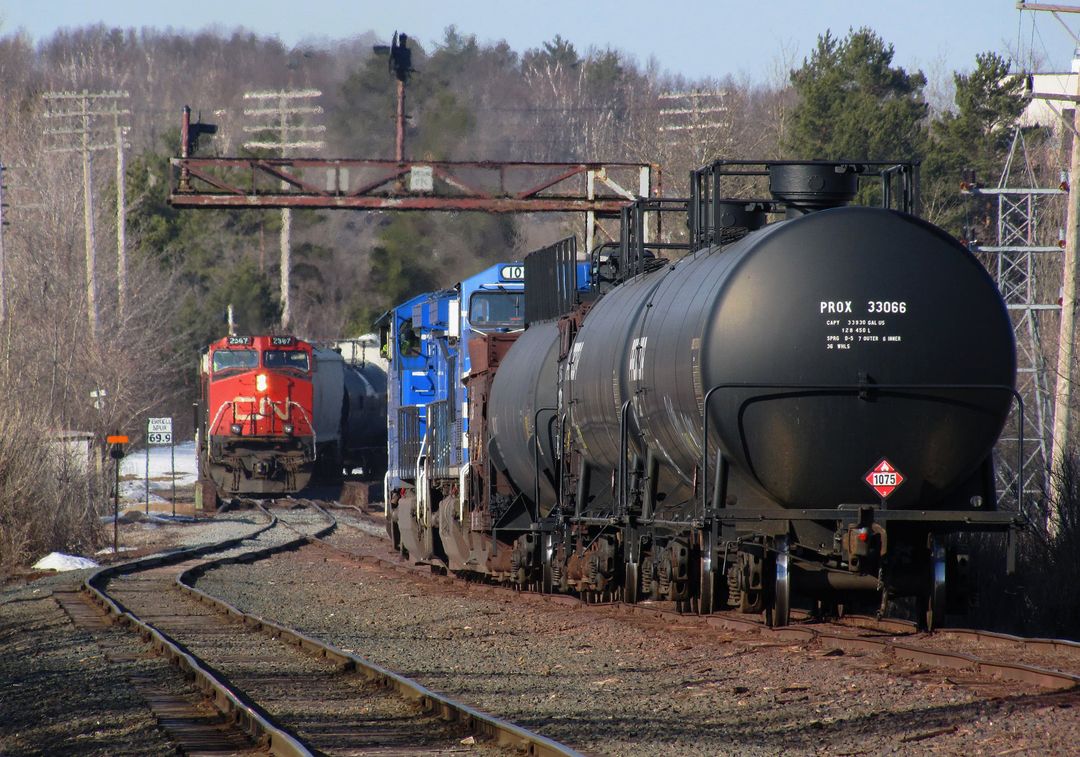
147, 417, 172, 445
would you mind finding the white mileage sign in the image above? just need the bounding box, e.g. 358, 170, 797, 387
147, 417, 172, 445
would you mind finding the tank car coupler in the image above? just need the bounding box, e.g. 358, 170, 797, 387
841, 507, 887, 573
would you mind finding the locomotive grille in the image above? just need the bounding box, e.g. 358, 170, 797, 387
398, 407, 422, 477
430, 399, 455, 478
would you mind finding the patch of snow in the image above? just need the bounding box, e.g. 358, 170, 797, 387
94, 546, 138, 555
119, 479, 169, 504
33, 552, 99, 571
120, 441, 198, 486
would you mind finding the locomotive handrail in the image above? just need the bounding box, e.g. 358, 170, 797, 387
700, 382, 1025, 524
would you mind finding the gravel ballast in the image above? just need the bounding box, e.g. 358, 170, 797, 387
195, 515, 1080, 755
0, 512, 269, 756
5, 508, 1078, 755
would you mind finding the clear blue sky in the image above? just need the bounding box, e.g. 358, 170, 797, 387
1, 1, 1076, 82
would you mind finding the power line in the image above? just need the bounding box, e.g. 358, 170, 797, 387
242, 88, 325, 331
43, 89, 131, 335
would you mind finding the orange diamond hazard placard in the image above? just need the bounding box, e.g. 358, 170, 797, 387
865, 458, 904, 499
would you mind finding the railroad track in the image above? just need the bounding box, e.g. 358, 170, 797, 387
321, 503, 1080, 694
73, 499, 579, 756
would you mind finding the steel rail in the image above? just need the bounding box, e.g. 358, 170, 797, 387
82, 507, 312, 756
179, 501, 584, 757
631, 606, 1080, 691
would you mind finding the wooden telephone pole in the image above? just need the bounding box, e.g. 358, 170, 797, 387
43, 90, 130, 336
242, 89, 325, 330
1019, 1, 1080, 533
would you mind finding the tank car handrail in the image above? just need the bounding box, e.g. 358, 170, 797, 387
618, 399, 635, 519
533, 405, 559, 523
701, 382, 1025, 524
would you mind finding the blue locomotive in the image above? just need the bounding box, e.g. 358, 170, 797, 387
379, 262, 527, 558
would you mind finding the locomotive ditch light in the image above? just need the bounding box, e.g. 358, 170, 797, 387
283, 423, 294, 434
230, 423, 243, 435
256, 373, 269, 393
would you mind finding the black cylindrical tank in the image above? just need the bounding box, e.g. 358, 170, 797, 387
342, 361, 388, 469
488, 320, 561, 509
567, 206, 1016, 510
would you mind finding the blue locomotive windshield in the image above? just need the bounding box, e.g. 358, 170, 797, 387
469, 291, 524, 329
212, 349, 258, 378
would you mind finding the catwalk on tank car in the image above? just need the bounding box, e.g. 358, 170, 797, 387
198, 334, 387, 497
385, 159, 1026, 631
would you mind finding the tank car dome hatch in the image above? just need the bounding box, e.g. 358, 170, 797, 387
715, 200, 767, 232
769, 162, 859, 217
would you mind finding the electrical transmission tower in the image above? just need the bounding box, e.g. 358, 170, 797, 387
43, 89, 131, 335
966, 127, 1064, 509
242, 89, 325, 330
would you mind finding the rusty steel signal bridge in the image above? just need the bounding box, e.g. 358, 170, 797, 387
170, 156, 658, 215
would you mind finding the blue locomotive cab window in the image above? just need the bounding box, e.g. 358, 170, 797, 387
469, 291, 524, 330
211, 349, 258, 378
264, 349, 310, 374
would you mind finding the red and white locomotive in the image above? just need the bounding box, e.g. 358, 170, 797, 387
198, 335, 387, 497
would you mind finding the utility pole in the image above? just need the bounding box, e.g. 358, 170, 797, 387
658, 89, 730, 166
43, 90, 130, 337
242, 89, 325, 330
1019, 2, 1080, 532
1052, 86, 1080, 528
0, 163, 6, 326
114, 114, 130, 318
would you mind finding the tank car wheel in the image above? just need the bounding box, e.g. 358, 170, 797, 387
623, 561, 639, 604
737, 551, 765, 614
921, 538, 948, 632
768, 536, 791, 628
697, 530, 717, 615
540, 533, 555, 594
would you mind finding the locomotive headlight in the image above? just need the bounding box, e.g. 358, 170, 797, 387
230, 423, 242, 435
256, 373, 269, 393
283, 423, 294, 435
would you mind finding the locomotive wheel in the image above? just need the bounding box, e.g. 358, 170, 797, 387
768, 536, 791, 628
386, 507, 402, 552
623, 561, 639, 604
